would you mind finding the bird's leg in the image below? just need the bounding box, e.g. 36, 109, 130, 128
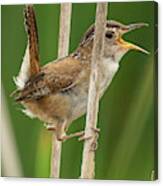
55, 120, 85, 142
58, 131, 85, 142
45, 119, 87, 142
79, 127, 100, 151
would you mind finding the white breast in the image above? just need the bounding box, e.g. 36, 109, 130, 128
99, 58, 119, 96
69, 58, 119, 121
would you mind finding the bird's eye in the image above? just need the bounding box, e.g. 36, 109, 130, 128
105, 32, 114, 39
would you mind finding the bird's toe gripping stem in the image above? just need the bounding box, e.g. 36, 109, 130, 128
78, 127, 100, 151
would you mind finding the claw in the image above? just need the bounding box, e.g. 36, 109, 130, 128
91, 127, 100, 151
90, 141, 98, 151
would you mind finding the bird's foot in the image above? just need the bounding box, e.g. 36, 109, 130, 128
78, 127, 100, 141
57, 130, 85, 142
78, 127, 100, 151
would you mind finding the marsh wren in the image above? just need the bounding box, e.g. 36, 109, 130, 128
13, 5, 148, 141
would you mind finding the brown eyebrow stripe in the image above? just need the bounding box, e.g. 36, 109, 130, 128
106, 22, 121, 29
106, 22, 128, 30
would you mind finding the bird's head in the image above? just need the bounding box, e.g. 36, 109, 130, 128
103, 20, 149, 62
79, 20, 149, 63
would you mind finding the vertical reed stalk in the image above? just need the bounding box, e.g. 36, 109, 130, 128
80, 3, 108, 179
50, 3, 72, 178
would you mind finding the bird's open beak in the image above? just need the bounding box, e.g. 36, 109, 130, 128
117, 23, 149, 54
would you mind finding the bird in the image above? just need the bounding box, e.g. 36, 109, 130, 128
12, 5, 149, 141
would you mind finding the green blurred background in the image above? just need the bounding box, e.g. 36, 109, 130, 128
1, 1, 157, 180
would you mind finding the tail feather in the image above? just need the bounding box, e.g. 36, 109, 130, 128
12, 5, 40, 99
14, 45, 30, 89
24, 5, 40, 75
13, 5, 40, 91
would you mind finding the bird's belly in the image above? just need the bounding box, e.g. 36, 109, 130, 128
23, 88, 88, 124
67, 83, 88, 121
